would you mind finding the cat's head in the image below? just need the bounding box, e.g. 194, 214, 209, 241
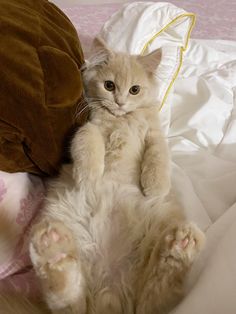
82, 37, 162, 117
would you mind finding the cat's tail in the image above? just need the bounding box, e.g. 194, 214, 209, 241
0, 293, 50, 314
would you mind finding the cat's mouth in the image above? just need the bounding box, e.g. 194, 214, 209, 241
104, 104, 127, 117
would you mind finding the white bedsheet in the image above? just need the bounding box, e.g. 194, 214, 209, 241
169, 39, 236, 314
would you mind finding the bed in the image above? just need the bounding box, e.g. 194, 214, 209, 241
0, 1, 235, 313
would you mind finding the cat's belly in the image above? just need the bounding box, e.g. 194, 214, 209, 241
45, 176, 145, 298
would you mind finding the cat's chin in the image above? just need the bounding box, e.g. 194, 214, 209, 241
105, 106, 127, 117
113, 110, 127, 117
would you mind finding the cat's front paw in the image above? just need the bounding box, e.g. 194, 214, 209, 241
141, 168, 170, 198
161, 222, 205, 267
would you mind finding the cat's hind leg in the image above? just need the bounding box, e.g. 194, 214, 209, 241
30, 220, 87, 313
136, 222, 205, 314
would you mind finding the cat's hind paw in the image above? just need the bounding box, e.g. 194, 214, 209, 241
30, 220, 77, 273
161, 222, 205, 267
30, 220, 86, 311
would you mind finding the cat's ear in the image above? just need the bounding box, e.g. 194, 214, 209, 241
87, 36, 113, 67
81, 37, 113, 71
92, 37, 112, 54
138, 48, 162, 73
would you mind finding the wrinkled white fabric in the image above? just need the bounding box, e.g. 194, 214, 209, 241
171, 39, 236, 225
169, 39, 236, 314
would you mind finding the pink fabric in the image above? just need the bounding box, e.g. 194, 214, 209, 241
63, 1, 236, 56
0, 270, 41, 299
0, 172, 44, 297
63, 3, 121, 56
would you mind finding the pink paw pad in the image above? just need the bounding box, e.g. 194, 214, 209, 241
41, 229, 61, 248
42, 234, 49, 248
176, 236, 196, 249
51, 230, 61, 242
48, 252, 67, 264
171, 235, 196, 251
179, 237, 189, 249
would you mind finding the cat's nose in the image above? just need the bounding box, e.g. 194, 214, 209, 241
117, 102, 125, 107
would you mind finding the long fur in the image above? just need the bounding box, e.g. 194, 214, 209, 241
0, 38, 205, 313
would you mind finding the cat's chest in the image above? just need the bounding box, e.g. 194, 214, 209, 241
102, 115, 148, 154
91, 110, 152, 182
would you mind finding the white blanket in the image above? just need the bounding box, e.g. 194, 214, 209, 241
170, 39, 236, 314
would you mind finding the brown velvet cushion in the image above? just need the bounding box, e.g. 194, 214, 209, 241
0, 0, 86, 176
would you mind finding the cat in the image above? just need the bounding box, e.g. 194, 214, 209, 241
4, 37, 205, 314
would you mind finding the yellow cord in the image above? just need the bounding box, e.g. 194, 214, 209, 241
141, 13, 196, 110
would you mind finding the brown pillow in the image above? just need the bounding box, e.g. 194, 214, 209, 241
0, 0, 86, 176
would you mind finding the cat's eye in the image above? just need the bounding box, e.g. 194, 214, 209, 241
104, 80, 115, 91
129, 85, 140, 95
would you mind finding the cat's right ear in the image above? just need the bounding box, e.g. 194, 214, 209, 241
138, 48, 162, 73
89, 36, 113, 66
92, 37, 111, 54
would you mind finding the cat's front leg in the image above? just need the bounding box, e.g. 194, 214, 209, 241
141, 127, 170, 199
30, 219, 87, 313
71, 122, 105, 187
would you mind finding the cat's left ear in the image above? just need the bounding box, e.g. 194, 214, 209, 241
138, 48, 162, 73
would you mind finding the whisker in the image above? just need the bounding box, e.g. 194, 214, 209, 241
75, 96, 114, 118
78, 102, 102, 116
75, 104, 90, 118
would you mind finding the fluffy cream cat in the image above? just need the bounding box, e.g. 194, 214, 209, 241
1, 38, 205, 314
